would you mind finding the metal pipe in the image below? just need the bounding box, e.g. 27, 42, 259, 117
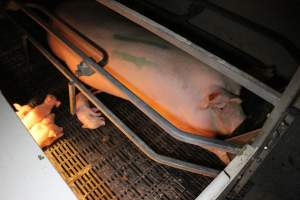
68, 81, 76, 115
25, 33, 220, 177
25, 3, 109, 67
96, 0, 281, 106
18, 3, 241, 153
125, 0, 275, 78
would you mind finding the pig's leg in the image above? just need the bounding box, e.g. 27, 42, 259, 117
91, 112, 102, 117
91, 107, 101, 113
43, 133, 63, 147
42, 113, 55, 125
92, 89, 102, 94
13, 103, 22, 111
206, 147, 231, 165
45, 130, 64, 147
90, 108, 102, 117
48, 125, 63, 137
82, 124, 89, 129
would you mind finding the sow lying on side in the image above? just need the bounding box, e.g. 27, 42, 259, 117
48, 0, 245, 164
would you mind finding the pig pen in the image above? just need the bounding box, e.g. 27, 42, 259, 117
0, 1, 299, 199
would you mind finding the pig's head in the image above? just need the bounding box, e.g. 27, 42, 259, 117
44, 94, 61, 108
200, 90, 245, 136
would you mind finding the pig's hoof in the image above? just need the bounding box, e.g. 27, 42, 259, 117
219, 153, 231, 165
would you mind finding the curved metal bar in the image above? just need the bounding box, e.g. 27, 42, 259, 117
25, 3, 109, 67
17, 2, 242, 154
23, 31, 220, 177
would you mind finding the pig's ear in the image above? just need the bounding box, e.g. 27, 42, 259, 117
198, 92, 219, 109
229, 98, 242, 104
55, 101, 61, 108
210, 97, 242, 109
211, 102, 227, 109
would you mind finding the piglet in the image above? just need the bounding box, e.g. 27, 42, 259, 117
76, 92, 105, 129
29, 113, 64, 148
22, 94, 61, 129
13, 103, 33, 119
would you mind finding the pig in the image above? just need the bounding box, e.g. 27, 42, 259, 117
48, 0, 245, 164
76, 92, 105, 129
13, 103, 33, 119
22, 94, 61, 129
29, 113, 64, 148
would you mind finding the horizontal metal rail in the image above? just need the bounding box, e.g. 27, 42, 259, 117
96, 0, 281, 106
17, 2, 242, 154
22, 29, 220, 177
25, 3, 110, 68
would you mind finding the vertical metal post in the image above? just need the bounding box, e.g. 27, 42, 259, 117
68, 81, 76, 115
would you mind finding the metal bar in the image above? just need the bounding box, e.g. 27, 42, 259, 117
25, 3, 110, 67
197, 65, 300, 199
96, 0, 281, 106
24, 32, 220, 177
17, 3, 241, 154
127, 0, 275, 77
196, 145, 256, 200
254, 68, 300, 148
68, 81, 76, 115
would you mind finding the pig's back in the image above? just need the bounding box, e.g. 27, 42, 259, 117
54, 0, 240, 135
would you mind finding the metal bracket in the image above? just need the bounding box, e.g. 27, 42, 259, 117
75, 60, 95, 77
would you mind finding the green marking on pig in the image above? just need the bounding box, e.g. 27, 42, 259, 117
112, 50, 159, 69
113, 34, 169, 49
